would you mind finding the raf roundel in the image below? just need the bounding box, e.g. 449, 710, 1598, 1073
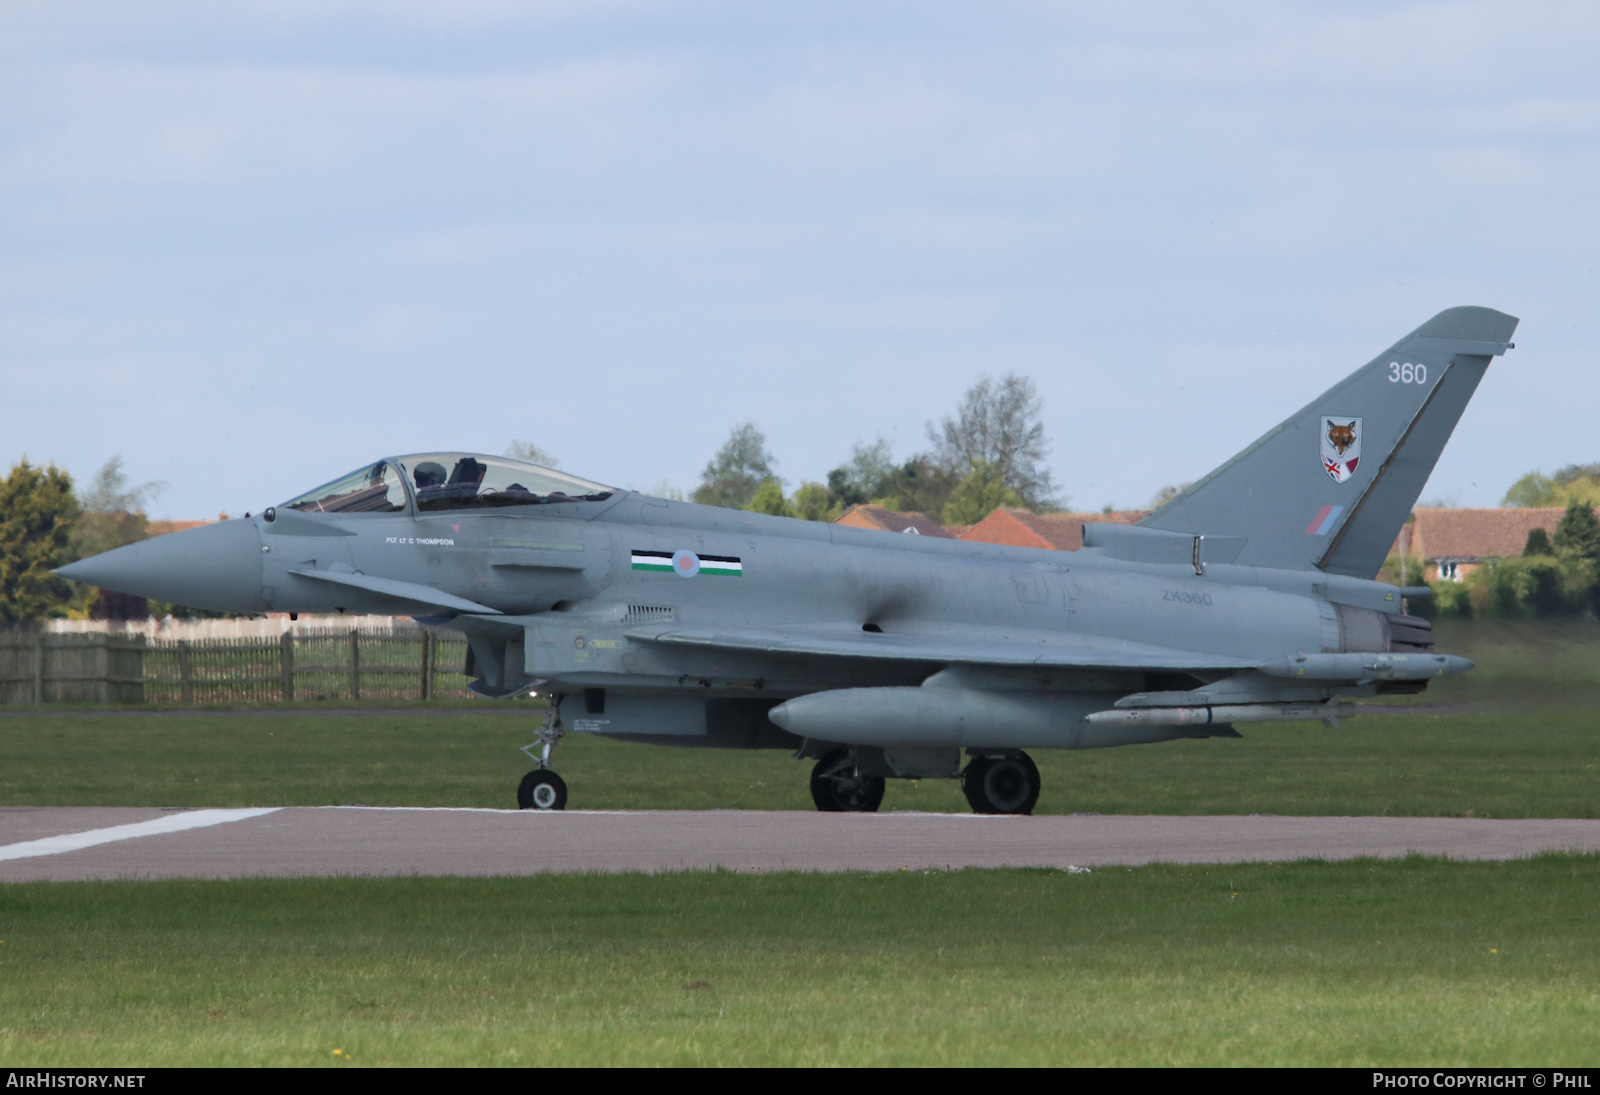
629, 549, 742, 576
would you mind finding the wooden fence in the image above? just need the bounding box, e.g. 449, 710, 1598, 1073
0, 627, 474, 704
0, 631, 146, 704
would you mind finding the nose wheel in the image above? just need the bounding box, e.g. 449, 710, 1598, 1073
962, 753, 1040, 815
517, 768, 568, 810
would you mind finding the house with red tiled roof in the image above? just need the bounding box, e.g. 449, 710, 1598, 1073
1399, 507, 1571, 581
959, 507, 1152, 552
834, 504, 955, 538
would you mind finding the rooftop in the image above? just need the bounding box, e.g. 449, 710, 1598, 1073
1404, 507, 1570, 561
959, 507, 1152, 551
834, 504, 955, 538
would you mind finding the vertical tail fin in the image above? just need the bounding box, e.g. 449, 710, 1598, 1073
1140, 306, 1519, 577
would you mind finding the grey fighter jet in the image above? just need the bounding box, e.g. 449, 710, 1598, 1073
58, 306, 1518, 814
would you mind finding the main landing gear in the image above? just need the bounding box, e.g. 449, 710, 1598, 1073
810, 747, 886, 812
806, 746, 1041, 815
517, 703, 568, 811
962, 753, 1041, 815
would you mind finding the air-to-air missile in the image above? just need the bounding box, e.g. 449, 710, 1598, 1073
58, 306, 1518, 815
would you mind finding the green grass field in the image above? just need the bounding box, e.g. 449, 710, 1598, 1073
3, 705, 1599, 817
2, 858, 1598, 1067
2, 620, 1597, 815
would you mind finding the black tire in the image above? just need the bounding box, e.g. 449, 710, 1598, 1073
809, 749, 885, 813
517, 769, 568, 811
962, 753, 1040, 815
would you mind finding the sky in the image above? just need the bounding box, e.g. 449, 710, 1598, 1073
3, 1, 1597, 519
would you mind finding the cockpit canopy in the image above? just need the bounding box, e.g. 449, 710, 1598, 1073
282, 454, 616, 514
399, 453, 615, 511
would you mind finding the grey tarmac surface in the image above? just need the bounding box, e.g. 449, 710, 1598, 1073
3, 807, 1600, 881
0, 806, 177, 844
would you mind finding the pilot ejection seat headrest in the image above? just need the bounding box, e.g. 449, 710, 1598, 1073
449, 457, 487, 486
413, 462, 448, 488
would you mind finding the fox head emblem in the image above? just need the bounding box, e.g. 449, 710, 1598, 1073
1326, 421, 1357, 455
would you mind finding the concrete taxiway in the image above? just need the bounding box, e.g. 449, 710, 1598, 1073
3, 806, 1599, 882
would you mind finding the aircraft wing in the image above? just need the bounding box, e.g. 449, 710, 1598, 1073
623, 623, 1257, 672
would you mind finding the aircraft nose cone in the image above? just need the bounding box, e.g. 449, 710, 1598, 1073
56, 519, 265, 614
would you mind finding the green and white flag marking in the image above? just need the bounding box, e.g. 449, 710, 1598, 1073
631, 549, 742, 578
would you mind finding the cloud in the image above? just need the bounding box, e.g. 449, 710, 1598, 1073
3, 1, 1599, 514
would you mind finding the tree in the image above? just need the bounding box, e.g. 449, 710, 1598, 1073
1465, 502, 1600, 618
878, 456, 961, 518
1430, 502, 1600, 621
1475, 556, 1579, 619
825, 439, 898, 509
821, 440, 960, 518
1553, 501, 1600, 563
505, 440, 560, 468
68, 456, 166, 620
941, 462, 1025, 525
743, 478, 791, 518
927, 373, 1059, 511
70, 457, 164, 561
693, 423, 777, 509
790, 482, 834, 522
1502, 463, 1600, 509
0, 460, 79, 625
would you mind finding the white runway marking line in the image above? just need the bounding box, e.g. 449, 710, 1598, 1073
0, 808, 281, 862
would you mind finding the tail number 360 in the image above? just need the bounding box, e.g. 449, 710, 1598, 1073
1388, 361, 1427, 384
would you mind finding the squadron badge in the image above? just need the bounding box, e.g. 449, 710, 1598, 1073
1321, 417, 1361, 484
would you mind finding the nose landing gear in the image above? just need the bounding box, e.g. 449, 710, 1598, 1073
517, 702, 568, 811
517, 768, 568, 810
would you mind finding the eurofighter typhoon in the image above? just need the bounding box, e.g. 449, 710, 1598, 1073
58, 307, 1518, 813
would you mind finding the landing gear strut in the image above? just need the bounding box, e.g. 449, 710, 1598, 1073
517, 700, 568, 811
962, 752, 1040, 815
810, 747, 885, 813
